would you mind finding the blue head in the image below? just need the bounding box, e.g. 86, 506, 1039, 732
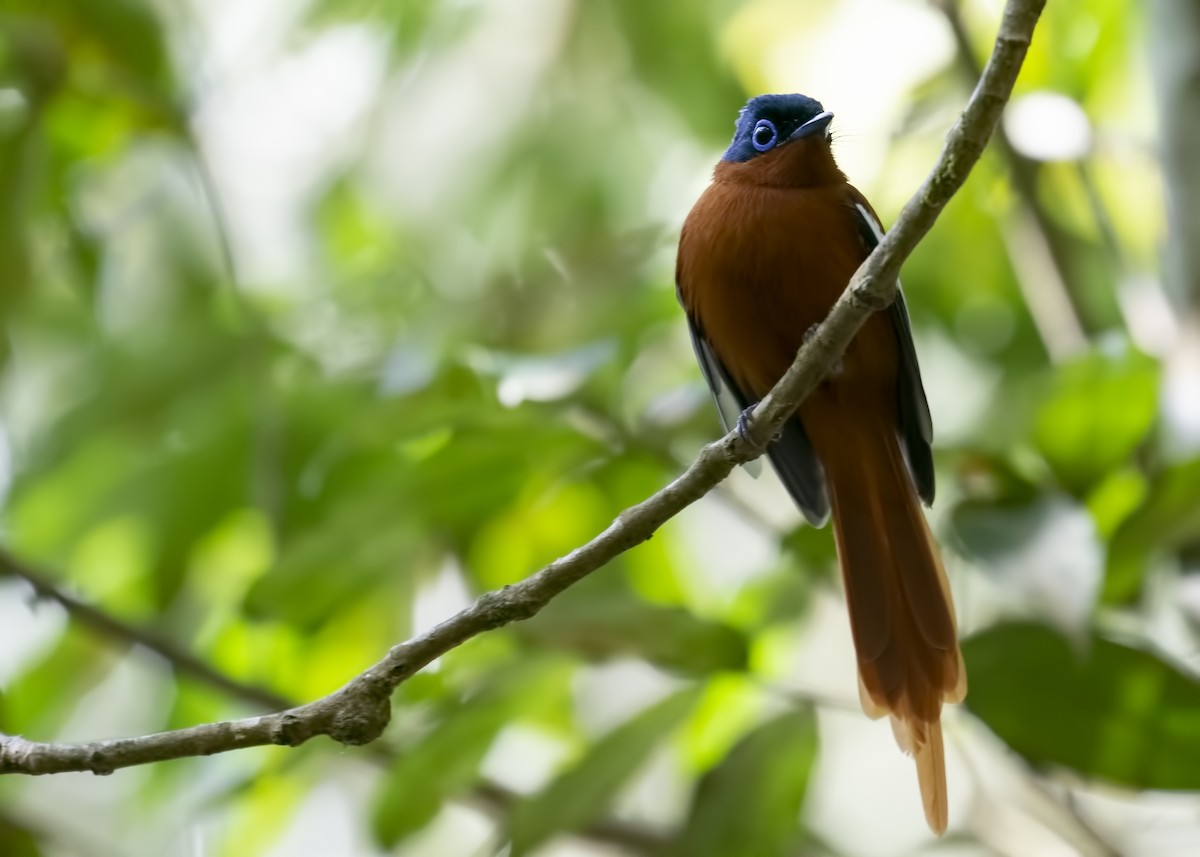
722, 94, 833, 163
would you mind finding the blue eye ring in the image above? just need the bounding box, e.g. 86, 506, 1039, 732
751, 119, 777, 152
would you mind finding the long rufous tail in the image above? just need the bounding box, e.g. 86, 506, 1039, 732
815, 416, 966, 834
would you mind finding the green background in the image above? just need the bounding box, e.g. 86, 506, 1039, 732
0, 0, 1196, 855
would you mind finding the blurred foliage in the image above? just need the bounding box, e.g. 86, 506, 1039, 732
508, 687, 702, 856
678, 708, 817, 857
965, 622, 1200, 789
0, 0, 1195, 855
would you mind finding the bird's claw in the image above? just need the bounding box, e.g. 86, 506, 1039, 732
737, 404, 777, 452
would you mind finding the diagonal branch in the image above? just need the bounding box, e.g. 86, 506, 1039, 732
0, 0, 1046, 778
0, 550, 674, 852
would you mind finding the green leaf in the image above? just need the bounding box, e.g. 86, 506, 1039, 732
519, 583, 749, 674
371, 662, 565, 848
1086, 468, 1148, 541
780, 523, 839, 576
678, 709, 817, 857
964, 622, 1200, 789
0, 626, 117, 738
1104, 458, 1200, 604
509, 687, 701, 856
951, 495, 1101, 631
244, 507, 420, 628
218, 769, 311, 857
0, 812, 41, 857
1032, 348, 1157, 495
59, 0, 175, 96
678, 675, 763, 771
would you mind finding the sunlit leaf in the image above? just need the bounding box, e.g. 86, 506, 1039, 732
1032, 348, 1157, 495
1086, 467, 1148, 541
964, 622, 1200, 789
210, 762, 312, 857
466, 477, 610, 589
1104, 458, 1200, 604
679, 674, 763, 771
727, 568, 814, 631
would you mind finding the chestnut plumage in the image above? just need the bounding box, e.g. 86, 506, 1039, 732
676, 93, 965, 834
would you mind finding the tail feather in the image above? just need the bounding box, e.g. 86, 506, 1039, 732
815, 417, 964, 835
914, 721, 948, 834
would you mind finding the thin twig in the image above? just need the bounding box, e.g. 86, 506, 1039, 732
936, 0, 1091, 359
184, 131, 288, 530
0, 548, 291, 712
949, 727, 1123, 857
0, 0, 1046, 777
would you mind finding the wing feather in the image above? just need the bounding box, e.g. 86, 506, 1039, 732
680, 291, 830, 525
850, 199, 936, 505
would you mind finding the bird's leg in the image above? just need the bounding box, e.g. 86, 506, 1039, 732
736, 405, 768, 451
739, 323, 841, 452
736, 403, 784, 452
806, 324, 843, 376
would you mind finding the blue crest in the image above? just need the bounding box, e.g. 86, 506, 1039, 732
723, 94, 830, 163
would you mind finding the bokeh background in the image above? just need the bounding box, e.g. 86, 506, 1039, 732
1, 0, 1198, 854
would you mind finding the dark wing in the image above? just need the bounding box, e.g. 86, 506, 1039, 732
679, 289, 830, 525
849, 199, 936, 505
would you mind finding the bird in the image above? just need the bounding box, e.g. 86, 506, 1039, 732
675, 93, 966, 834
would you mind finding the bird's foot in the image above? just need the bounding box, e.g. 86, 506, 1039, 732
736, 404, 776, 452
805, 324, 843, 376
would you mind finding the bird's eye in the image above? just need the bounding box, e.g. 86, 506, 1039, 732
752, 119, 777, 152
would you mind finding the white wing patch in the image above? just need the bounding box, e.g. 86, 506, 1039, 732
709, 366, 743, 436
854, 201, 934, 447
855, 200, 908, 299
710, 358, 763, 477
855, 202, 910, 299
855, 203, 887, 243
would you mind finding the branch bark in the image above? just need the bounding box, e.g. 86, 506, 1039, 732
0, 0, 1046, 777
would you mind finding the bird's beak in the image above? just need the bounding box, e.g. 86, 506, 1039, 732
789, 111, 834, 141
